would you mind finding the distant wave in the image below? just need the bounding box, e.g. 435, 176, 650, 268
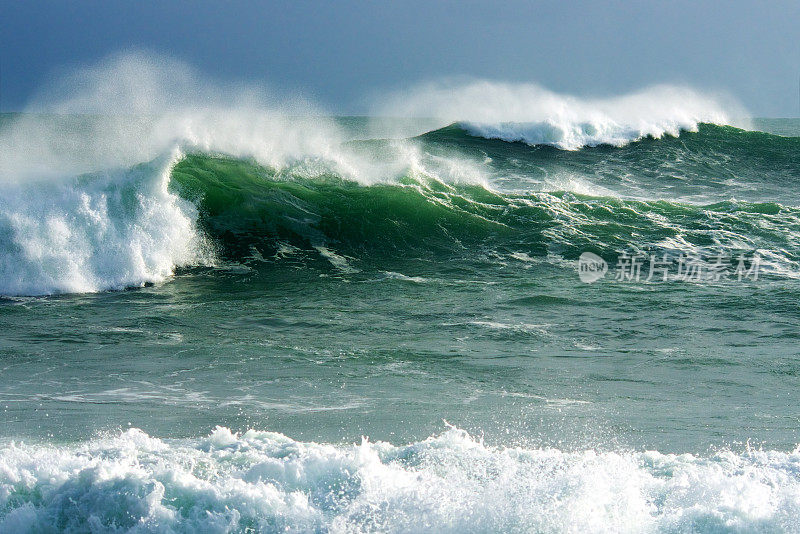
1, 426, 799, 532
422, 119, 797, 151
460, 119, 701, 150
378, 80, 746, 150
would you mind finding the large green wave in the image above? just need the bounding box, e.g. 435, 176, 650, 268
169, 151, 800, 272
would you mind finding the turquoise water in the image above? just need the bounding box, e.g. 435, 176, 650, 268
1, 113, 800, 531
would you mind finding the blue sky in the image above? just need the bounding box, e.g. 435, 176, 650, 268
1, 0, 799, 116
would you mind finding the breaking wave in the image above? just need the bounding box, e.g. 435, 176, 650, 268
2, 138, 800, 296
1, 52, 795, 297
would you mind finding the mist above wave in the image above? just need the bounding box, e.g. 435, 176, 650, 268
0, 53, 356, 181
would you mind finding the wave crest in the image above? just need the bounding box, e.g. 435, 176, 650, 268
461, 118, 693, 150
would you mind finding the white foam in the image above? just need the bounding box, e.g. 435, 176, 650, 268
381, 271, 430, 283
378, 80, 748, 150
1, 426, 799, 533
0, 151, 209, 296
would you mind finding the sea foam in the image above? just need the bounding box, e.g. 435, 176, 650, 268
0, 426, 798, 533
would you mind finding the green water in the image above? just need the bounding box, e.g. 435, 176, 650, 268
3, 256, 799, 452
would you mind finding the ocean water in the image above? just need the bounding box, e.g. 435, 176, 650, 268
1, 98, 800, 531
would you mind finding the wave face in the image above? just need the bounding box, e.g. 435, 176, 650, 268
1, 426, 799, 533
170, 149, 800, 271
2, 120, 800, 295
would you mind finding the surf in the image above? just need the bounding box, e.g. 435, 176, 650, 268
1, 425, 799, 532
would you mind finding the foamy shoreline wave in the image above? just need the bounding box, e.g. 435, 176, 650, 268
1, 426, 799, 533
